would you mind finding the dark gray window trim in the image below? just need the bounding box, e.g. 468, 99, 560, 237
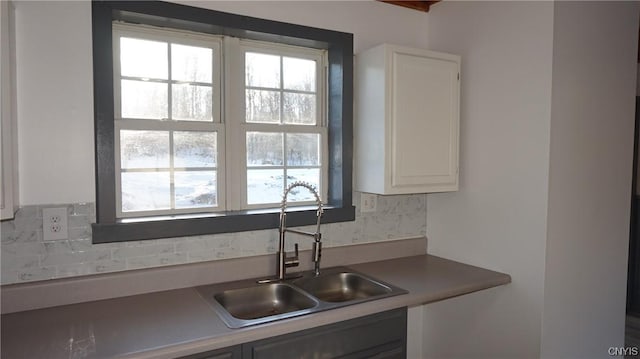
91, 1, 354, 243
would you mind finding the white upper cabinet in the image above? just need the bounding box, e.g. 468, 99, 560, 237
1, 0, 18, 220
355, 44, 460, 195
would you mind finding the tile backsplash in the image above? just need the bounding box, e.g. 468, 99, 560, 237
0, 192, 426, 285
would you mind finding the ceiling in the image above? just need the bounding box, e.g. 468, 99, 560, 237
380, 1, 440, 12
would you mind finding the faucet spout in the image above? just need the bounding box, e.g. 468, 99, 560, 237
280, 181, 324, 222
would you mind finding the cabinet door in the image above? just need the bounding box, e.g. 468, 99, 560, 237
335, 341, 405, 359
179, 345, 241, 359
242, 308, 407, 359
0, 0, 17, 220
390, 48, 459, 192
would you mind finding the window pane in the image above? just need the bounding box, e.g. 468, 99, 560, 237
246, 89, 280, 123
245, 52, 280, 88
247, 132, 283, 166
120, 37, 168, 80
247, 169, 284, 205
121, 172, 170, 212
286, 168, 320, 202
172, 84, 213, 122
171, 44, 212, 83
286, 133, 320, 166
175, 171, 217, 208
174, 131, 216, 168
283, 57, 315, 92
121, 80, 168, 119
283, 93, 316, 125
120, 130, 170, 169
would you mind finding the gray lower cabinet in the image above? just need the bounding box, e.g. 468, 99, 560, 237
244, 307, 407, 359
182, 308, 407, 359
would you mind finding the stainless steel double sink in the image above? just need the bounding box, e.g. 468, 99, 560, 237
195, 267, 408, 328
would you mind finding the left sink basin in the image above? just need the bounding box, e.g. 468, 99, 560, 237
215, 283, 318, 320
201, 283, 319, 328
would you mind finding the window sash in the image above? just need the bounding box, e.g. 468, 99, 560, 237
113, 23, 222, 123
114, 120, 226, 218
239, 40, 326, 127
240, 125, 328, 210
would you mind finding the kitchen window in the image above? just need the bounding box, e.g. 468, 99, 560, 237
91, 1, 354, 243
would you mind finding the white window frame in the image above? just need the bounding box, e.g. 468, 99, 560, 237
231, 39, 328, 211
113, 23, 225, 218
112, 23, 328, 218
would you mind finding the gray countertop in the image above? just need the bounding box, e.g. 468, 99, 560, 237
1, 254, 511, 359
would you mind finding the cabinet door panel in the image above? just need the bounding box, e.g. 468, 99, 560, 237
243, 308, 406, 359
355, 44, 460, 194
179, 345, 241, 359
0, 0, 17, 219
336, 341, 405, 359
391, 51, 458, 189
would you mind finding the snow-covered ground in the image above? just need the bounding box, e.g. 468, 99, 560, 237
121, 166, 319, 212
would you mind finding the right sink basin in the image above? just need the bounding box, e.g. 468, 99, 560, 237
293, 272, 392, 302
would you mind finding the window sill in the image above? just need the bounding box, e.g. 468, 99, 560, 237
91, 205, 355, 243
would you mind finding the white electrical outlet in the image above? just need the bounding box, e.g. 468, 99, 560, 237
360, 193, 377, 213
43, 207, 68, 241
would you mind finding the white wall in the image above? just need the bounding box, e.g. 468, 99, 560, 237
14, 1, 95, 205
541, 2, 639, 357
14, 0, 430, 205
176, 1, 430, 54
425, 2, 554, 357
426, 1, 639, 358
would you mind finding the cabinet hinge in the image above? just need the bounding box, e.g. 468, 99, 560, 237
457, 73, 460, 81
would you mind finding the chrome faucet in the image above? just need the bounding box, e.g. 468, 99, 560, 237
274, 181, 324, 280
